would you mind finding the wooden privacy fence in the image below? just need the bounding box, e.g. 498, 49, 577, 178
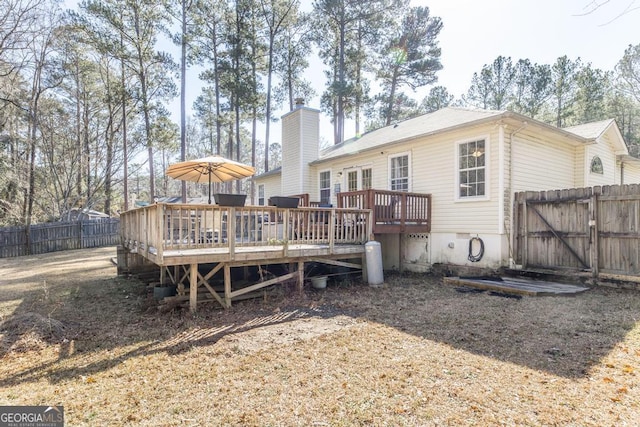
513, 184, 640, 279
0, 218, 120, 258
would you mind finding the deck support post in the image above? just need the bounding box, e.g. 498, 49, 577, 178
224, 263, 232, 308
399, 234, 404, 274
297, 261, 304, 294
362, 252, 368, 283
189, 263, 198, 313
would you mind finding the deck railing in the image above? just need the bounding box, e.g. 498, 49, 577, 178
120, 203, 372, 264
337, 189, 431, 234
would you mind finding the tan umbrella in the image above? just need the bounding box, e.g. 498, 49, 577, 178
166, 155, 256, 204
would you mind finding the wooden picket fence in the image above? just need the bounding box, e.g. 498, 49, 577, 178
0, 218, 120, 258
513, 184, 640, 279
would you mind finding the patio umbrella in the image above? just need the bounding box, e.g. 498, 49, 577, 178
166, 155, 256, 204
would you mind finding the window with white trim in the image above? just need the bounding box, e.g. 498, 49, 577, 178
319, 171, 331, 204
347, 170, 358, 192
458, 139, 486, 198
362, 168, 372, 189
389, 154, 409, 191
258, 184, 265, 205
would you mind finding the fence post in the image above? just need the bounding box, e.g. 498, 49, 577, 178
24, 225, 30, 255
522, 199, 528, 269
78, 220, 83, 249
589, 193, 599, 281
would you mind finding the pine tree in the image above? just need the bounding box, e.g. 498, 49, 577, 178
375, 5, 442, 126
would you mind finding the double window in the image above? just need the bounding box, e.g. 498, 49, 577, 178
458, 139, 486, 199
345, 167, 372, 192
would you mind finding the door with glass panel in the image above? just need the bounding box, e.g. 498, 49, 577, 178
343, 167, 372, 207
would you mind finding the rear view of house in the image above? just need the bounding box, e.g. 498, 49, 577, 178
254, 104, 640, 271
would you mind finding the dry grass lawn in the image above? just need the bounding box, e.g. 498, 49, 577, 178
0, 247, 639, 426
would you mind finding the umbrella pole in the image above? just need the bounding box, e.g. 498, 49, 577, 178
208, 171, 212, 204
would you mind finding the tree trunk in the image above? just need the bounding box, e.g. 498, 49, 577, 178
75, 61, 82, 201
265, 40, 274, 172
180, 0, 187, 202
134, 6, 154, 200
212, 27, 222, 157
120, 24, 129, 211
385, 66, 400, 126
336, 20, 345, 144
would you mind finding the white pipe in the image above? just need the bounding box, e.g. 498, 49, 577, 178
498, 124, 505, 234
507, 121, 528, 266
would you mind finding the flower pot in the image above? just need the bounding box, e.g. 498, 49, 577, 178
268, 196, 299, 208
153, 285, 177, 299
214, 193, 246, 206
310, 276, 327, 289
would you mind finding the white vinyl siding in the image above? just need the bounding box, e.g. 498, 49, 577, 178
253, 173, 282, 204
623, 161, 640, 184
511, 130, 576, 193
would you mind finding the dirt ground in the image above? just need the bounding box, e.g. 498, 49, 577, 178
0, 247, 639, 426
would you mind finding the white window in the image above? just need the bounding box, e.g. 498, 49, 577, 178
319, 171, 331, 204
389, 153, 410, 191
457, 138, 487, 199
347, 170, 358, 192
258, 184, 265, 205
362, 168, 372, 189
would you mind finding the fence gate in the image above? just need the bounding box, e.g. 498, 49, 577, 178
513, 184, 640, 279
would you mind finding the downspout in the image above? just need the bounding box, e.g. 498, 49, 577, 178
299, 109, 304, 194
621, 161, 625, 185
507, 121, 528, 268
498, 124, 505, 235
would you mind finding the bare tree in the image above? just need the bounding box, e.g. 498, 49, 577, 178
258, 0, 298, 172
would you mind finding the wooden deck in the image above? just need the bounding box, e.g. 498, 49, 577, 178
119, 203, 372, 311
443, 276, 590, 296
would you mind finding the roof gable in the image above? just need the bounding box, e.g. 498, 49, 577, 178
564, 119, 628, 154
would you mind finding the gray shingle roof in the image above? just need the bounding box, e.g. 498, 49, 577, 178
563, 119, 615, 139
315, 107, 506, 163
